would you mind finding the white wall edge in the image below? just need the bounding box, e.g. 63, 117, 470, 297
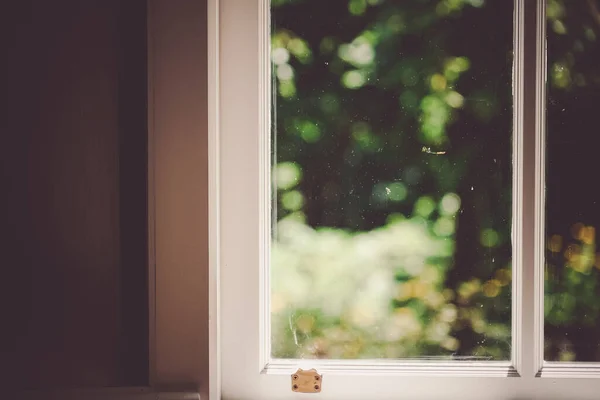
207, 0, 221, 399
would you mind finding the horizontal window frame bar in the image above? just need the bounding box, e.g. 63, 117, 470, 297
264, 359, 518, 377
537, 362, 600, 378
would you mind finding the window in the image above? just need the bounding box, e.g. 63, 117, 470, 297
214, 0, 600, 398
543, 0, 600, 365
270, 0, 513, 363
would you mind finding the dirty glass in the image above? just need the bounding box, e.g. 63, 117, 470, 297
544, 0, 600, 362
270, 0, 513, 360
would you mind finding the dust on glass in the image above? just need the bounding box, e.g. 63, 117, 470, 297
270, 0, 513, 361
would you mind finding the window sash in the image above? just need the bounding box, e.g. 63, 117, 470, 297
213, 0, 600, 398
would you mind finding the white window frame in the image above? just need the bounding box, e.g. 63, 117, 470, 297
209, 0, 600, 398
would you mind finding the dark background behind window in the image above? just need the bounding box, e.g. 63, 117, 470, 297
1, 0, 149, 388
545, 0, 600, 362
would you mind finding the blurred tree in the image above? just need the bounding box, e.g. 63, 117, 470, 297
270, 0, 600, 361
544, 0, 600, 361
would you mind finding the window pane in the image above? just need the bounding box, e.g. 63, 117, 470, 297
545, 0, 600, 362
271, 0, 513, 360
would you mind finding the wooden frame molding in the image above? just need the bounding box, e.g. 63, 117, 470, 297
24, 0, 212, 398
148, 0, 209, 395
14, 1, 207, 399
16, 388, 200, 400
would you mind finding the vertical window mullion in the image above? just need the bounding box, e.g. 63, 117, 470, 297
533, 0, 547, 375
514, 0, 545, 378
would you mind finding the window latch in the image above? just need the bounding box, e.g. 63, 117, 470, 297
291, 368, 322, 393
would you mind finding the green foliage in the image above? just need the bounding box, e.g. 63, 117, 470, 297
543, 0, 600, 361
271, 208, 511, 359
270, 0, 600, 362
271, 0, 513, 360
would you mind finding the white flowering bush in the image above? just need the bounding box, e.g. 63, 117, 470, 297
271, 206, 511, 360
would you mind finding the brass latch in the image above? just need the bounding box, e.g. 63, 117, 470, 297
291, 368, 322, 393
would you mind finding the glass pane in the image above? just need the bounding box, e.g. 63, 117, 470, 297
271, 0, 513, 360
545, 0, 600, 362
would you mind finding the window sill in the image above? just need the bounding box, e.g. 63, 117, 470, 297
15, 388, 200, 400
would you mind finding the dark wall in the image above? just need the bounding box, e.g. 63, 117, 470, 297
2, 1, 148, 389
